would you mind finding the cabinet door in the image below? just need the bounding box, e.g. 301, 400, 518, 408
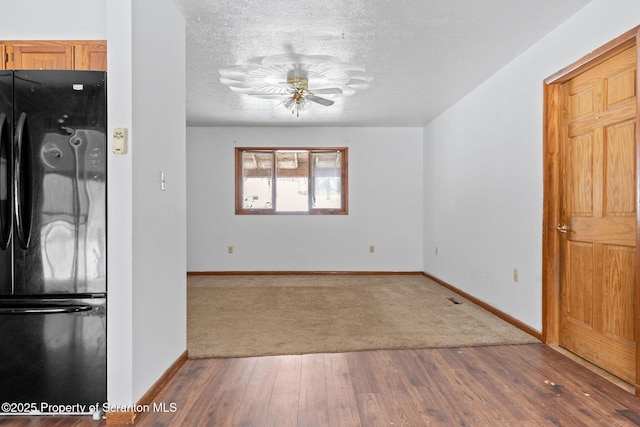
12, 42, 74, 69
75, 42, 107, 71
0, 45, 5, 70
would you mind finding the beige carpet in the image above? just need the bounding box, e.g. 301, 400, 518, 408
187, 274, 539, 359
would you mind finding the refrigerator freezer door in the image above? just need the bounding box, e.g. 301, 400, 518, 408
12, 71, 106, 295
0, 71, 12, 295
0, 296, 106, 410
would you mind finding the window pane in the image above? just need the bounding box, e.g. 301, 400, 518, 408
276, 151, 309, 212
311, 151, 342, 209
242, 151, 273, 209
235, 147, 347, 215
276, 177, 308, 211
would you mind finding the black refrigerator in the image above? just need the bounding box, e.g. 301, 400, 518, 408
0, 70, 107, 414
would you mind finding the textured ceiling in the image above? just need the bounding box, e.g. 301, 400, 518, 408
176, 0, 592, 127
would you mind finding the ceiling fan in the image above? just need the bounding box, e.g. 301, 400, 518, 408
249, 76, 343, 117
219, 52, 372, 117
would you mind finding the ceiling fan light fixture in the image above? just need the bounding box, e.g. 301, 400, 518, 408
219, 52, 372, 117
283, 97, 295, 109
288, 76, 308, 91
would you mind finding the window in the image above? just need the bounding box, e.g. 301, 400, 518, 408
235, 147, 348, 215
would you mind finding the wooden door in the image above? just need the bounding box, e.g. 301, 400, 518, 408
558, 46, 637, 383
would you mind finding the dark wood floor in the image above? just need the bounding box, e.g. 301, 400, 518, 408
3, 344, 640, 426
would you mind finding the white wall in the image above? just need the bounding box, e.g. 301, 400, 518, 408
108, 0, 188, 406
0, 0, 106, 39
106, 0, 134, 406
423, 0, 640, 331
187, 127, 423, 272
131, 0, 187, 401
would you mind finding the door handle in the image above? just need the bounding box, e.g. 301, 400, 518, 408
0, 303, 93, 314
14, 112, 32, 250
557, 224, 569, 233
0, 301, 93, 314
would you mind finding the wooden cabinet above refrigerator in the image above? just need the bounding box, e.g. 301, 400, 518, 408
0, 40, 106, 71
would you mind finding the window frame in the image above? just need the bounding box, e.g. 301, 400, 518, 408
235, 147, 348, 215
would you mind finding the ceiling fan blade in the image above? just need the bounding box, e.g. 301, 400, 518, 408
219, 77, 251, 87
346, 81, 371, 90
218, 66, 250, 79
246, 93, 289, 99
306, 95, 334, 106
312, 88, 343, 95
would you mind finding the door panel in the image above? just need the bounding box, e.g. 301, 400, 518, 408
0, 297, 106, 407
568, 132, 594, 215
12, 71, 107, 295
565, 241, 594, 327
12, 43, 74, 70
604, 245, 635, 342
569, 80, 598, 121
605, 120, 636, 215
560, 46, 637, 383
606, 67, 636, 107
75, 42, 107, 71
0, 72, 11, 295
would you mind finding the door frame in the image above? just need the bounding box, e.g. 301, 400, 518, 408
542, 26, 640, 396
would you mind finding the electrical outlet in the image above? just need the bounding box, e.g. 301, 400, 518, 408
513, 268, 519, 282
369, 245, 375, 253
435, 246, 439, 255
228, 246, 233, 254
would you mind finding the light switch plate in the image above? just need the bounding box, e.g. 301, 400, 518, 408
113, 127, 128, 154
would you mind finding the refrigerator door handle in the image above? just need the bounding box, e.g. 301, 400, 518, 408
0, 303, 93, 314
13, 112, 32, 250
0, 113, 11, 250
